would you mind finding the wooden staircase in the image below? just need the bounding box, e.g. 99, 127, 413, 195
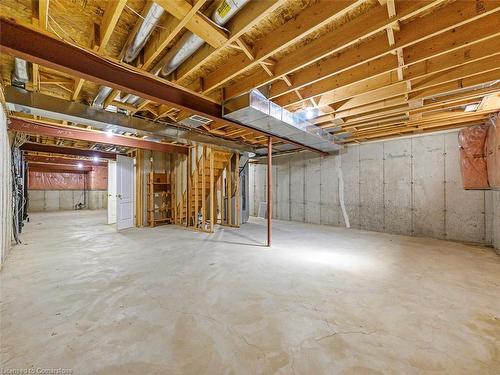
177, 147, 234, 231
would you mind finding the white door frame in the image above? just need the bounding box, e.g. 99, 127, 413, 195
116, 155, 135, 231
107, 160, 117, 225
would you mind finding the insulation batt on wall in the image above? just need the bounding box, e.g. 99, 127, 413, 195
486, 115, 500, 189
458, 124, 489, 190
28, 166, 108, 190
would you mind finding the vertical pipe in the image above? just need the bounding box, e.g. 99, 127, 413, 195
210, 148, 215, 233
236, 153, 240, 227
267, 137, 272, 247
194, 146, 199, 228
202, 146, 206, 229
187, 148, 191, 227
228, 156, 232, 226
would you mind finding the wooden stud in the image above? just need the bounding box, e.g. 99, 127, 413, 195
209, 147, 214, 233
201, 145, 206, 230
236, 153, 240, 227
227, 155, 232, 226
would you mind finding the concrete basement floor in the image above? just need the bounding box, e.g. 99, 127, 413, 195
1, 211, 499, 374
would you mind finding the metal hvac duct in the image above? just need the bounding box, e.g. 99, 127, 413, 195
11, 58, 29, 88
94, 1, 249, 108
156, 0, 250, 77
93, 2, 165, 108
123, 3, 165, 63
6, 86, 254, 153
223, 90, 342, 154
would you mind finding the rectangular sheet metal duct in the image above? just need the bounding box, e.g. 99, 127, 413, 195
5, 87, 253, 153
0, 18, 326, 154
223, 90, 341, 154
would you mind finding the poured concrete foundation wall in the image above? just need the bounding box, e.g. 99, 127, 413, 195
250, 130, 494, 245
1, 105, 12, 267
28, 190, 108, 212
493, 190, 500, 253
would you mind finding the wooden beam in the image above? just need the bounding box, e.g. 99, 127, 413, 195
38, 0, 49, 30
202, 145, 206, 229
155, 0, 228, 49
200, 0, 360, 93
97, 0, 127, 53
283, 35, 500, 110
71, 0, 125, 101
175, 0, 287, 83
271, 9, 500, 106
222, 0, 434, 100
143, 0, 209, 70
209, 147, 214, 233
0, 18, 328, 155
28, 162, 92, 173
25, 154, 107, 166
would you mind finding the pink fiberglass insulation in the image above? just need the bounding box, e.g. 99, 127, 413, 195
29, 166, 108, 190
458, 124, 489, 190
485, 115, 500, 189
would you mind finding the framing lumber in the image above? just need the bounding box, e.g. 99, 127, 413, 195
175, 0, 287, 83
209, 147, 214, 233
235, 153, 240, 227
202, 145, 206, 229
201, 0, 360, 93
72, 0, 126, 101
224, 0, 432, 100
272, 7, 500, 107
143, 0, 209, 70
28, 162, 92, 173
25, 154, 107, 166
155, 0, 227, 49
1, 17, 329, 154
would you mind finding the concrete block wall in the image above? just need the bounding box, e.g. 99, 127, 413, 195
250, 130, 495, 246
28, 190, 108, 212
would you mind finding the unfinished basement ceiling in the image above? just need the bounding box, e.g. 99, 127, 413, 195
0, 0, 498, 149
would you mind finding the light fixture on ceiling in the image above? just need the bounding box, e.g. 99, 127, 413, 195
77, 162, 83, 169
464, 104, 479, 112
304, 107, 316, 120
92, 156, 99, 162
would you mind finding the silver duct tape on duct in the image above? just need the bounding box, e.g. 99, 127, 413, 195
223, 90, 342, 154
5, 87, 254, 153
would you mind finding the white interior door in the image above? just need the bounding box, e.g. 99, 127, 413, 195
107, 160, 117, 224
116, 155, 135, 230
